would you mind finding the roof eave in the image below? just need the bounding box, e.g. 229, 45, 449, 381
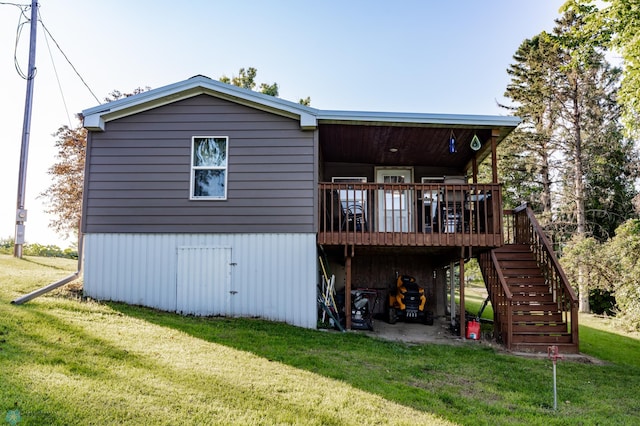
317, 110, 521, 128
82, 75, 520, 133
82, 76, 319, 132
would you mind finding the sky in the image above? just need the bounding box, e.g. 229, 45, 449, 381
0, 0, 567, 248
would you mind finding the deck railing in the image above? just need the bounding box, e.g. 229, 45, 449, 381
318, 182, 503, 247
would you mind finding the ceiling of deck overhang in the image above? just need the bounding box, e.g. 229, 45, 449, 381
318, 123, 514, 169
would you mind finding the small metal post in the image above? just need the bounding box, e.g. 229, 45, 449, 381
548, 345, 564, 410
552, 359, 557, 409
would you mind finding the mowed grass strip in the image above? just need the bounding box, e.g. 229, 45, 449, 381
2, 254, 640, 425
3, 306, 453, 425
1, 255, 452, 425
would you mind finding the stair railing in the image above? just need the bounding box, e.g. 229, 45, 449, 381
512, 204, 579, 349
491, 250, 513, 348
478, 249, 514, 349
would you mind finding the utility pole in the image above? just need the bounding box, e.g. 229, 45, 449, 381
14, 0, 39, 258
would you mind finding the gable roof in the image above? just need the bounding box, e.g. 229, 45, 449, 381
82, 75, 318, 131
82, 75, 520, 134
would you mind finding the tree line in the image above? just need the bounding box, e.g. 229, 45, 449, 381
41, 1, 640, 330
499, 0, 640, 330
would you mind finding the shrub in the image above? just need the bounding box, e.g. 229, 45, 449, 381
0, 237, 77, 259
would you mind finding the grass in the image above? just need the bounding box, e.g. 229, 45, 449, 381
1, 254, 639, 425
463, 281, 494, 320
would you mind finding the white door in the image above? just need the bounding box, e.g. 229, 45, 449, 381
376, 168, 413, 232
176, 247, 232, 316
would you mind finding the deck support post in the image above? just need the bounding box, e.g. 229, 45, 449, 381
434, 267, 446, 317
344, 245, 353, 330
459, 250, 466, 339
449, 261, 456, 329
472, 157, 478, 184
491, 129, 500, 184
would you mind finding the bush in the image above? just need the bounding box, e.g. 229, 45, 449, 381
589, 289, 616, 316
606, 220, 640, 331
0, 237, 77, 259
561, 221, 640, 331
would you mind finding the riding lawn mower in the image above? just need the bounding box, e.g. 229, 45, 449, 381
386, 274, 434, 325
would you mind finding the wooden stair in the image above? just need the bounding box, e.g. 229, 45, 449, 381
491, 244, 578, 352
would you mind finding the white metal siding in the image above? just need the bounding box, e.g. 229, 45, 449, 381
176, 247, 231, 315
83, 233, 317, 328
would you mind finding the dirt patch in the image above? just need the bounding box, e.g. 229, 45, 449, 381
359, 316, 602, 363
360, 316, 468, 345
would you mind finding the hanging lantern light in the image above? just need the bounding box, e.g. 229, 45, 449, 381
449, 130, 456, 153
470, 133, 482, 151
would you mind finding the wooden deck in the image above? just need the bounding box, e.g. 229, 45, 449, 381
318, 182, 504, 248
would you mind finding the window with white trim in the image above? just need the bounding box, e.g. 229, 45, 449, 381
191, 136, 228, 200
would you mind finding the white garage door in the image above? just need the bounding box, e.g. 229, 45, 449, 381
176, 246, 232, 316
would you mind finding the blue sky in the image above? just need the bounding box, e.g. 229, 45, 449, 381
0, 0, 567, 247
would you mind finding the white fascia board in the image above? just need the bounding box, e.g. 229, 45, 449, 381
81, 75, 519, 132
82, 76, 318, 131
83, 113, 105, 131
317, 110, 521, 128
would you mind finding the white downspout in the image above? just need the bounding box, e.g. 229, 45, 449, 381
11, 233, 83, 305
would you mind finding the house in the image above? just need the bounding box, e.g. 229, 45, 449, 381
81, 75, 578, 352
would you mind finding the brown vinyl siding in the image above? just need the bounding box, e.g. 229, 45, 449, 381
83, 95, 316, 234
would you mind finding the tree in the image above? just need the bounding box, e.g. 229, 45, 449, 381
219, 67, 311, 105
41, 88, 149, 237
220, 67, 279, 96
103, 87, 150, 103
553, 4, 637, 311
563, 220, 640, 330
582, 117, 638, 240
502, 4, 638, 312
607, 0, 640, 134
605, 219, 640, 330
502, 33, 562, 221
41, 115, 86, 238
299, 96, 311, 106
586, 0, 640, 134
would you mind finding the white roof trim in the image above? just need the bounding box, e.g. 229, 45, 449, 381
83, 75, 319, 131
82, 75, 520, 132
317, 110, 521, 128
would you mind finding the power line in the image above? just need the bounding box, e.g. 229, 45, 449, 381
37, 14, 101, 105
12, 2, 34, 80
40, 8, 71, 127
0, 2, 29, 8
6, 3, 102, 105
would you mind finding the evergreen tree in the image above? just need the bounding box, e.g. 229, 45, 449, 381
503, 3, 638, 312
502, 33, 561, 223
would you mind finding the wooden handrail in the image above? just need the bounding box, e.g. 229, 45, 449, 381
521, 206, 578, 303
491, 249, 513, 349
491, 250, 513, 300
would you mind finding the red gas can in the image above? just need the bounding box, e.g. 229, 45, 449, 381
466, 320, 481, 340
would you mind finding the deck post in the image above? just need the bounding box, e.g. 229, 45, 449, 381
434, 267, 446, 317
472, 157, 478, 184
491, 129, 500, 184
459, 254, 466, 338
449, 261, 456, 329
345, 245, 353, 330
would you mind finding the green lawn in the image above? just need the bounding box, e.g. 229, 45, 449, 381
1, 254, 639, 425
